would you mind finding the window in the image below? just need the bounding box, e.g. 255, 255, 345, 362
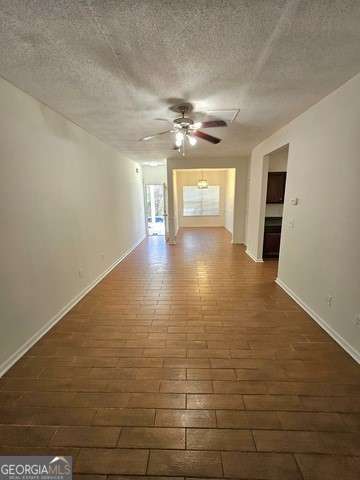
183, 186, 220, 216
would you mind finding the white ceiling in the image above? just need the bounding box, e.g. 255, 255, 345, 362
1, 0, 360, 162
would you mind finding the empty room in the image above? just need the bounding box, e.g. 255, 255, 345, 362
0, 1, 359, 479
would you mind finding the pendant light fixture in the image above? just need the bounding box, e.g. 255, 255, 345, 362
198, 170, 208, 189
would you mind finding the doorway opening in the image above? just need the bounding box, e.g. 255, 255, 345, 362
261, 144, 289, 267
145, 184, 166, 236
171, 168, 236, 243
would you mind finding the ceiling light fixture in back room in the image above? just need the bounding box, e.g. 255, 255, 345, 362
198, 170, 208, 189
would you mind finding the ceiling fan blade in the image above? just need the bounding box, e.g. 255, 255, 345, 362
155, 118, 173, 125
194, 130, 222, 144
139, 129, 173, 141
201, 120, 227, 128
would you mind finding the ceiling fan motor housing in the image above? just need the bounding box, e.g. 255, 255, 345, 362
169, 102, 193, 115
170, 103, 195, 129
173, 116, 194, 128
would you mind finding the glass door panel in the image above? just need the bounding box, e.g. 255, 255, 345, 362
145, 184, 165, 236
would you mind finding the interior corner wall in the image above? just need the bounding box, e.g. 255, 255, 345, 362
225, 168, 236, 234
172, 170, 179, 236
0, 76, 146, 374
245, 72, 360, 361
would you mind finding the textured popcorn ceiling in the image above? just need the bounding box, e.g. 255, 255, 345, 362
1, 0, 360, 162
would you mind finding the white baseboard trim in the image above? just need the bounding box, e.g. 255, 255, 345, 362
245, 249, 263, 262
276, 277, 360, 364
0, 234, 146, 378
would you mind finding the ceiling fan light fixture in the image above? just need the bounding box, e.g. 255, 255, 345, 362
188, 135, 197, 146
139, 102, 226, 148
175, 131, 184, 147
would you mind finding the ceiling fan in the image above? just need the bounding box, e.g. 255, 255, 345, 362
138, 102, 227, 152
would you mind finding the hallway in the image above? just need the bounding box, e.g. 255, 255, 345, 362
0, 228, 359, 478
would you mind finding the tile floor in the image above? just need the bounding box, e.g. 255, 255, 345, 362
0, 228, 359, 479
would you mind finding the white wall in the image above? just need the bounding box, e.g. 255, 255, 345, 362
175, 169, 227, 228
246, 72, 360, 361
142, 164, 167, 184
172, 170, 179, 238
225, 169, 236, 234
167, 156, 249, 244
0, 77, 145, 374
268, 146, 289, 172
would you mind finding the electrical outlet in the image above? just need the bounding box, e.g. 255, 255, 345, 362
101, 253, 105, 261
353, 314, 360, 327
326, 295, 334, 307
78, 268, 83, 278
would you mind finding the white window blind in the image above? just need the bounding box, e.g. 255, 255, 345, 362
183, 186, 220, 216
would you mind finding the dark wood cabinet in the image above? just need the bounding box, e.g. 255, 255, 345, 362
263, 218, 282, 258
263, 171, 286, 258
263, 231, 281, 258
266, 172, 287, 204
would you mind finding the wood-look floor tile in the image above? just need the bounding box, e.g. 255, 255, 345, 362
106, 379, 160, 393
135, 368, 186, 380
216, 410, 281, 429
187, 368, 236, 380
296, 454, 360, 480
243, 394, 302, 411
118, 427, 185, 449
160, 380, 213, 393
0, 426, 56, 446
187, 393, 245, 409
75, 448, 149, 474
341, 413, 360, 431
50, 426, 120, 447
187, 428, 255, 450
93, 408, 155, 427
147, 450, 222, 477
222, 451, 301, 479
213, 380, 267, 394
278, 411, 347, 431
155, 409, 216, 427
301, 396, 360, 412
253, 430, 325, 453
320, 431, 360, 455
1, 228, 359, 478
